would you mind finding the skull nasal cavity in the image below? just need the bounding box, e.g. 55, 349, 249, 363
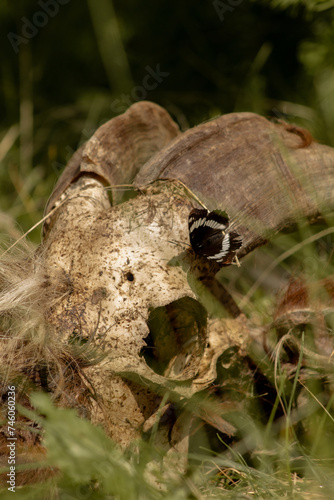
140, 297, 207, 376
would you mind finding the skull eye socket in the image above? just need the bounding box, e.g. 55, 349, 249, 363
140, 296, 207, 378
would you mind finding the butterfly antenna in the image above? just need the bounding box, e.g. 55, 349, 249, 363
168, 239, 191, 249
172, 179, 208, 210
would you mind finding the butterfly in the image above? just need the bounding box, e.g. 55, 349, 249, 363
188, 208, 242, 265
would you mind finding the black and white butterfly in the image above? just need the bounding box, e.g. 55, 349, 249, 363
188, 208, 242, 265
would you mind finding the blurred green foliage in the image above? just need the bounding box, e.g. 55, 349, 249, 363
0, 0, 334, 240
1, 368, 334, 499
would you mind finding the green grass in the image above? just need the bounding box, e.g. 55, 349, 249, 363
1, 369, 334, 500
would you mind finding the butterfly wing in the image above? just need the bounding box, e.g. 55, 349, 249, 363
189, 209, 229, 256
188, 208, 242, 264
209, 231, 242, 264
